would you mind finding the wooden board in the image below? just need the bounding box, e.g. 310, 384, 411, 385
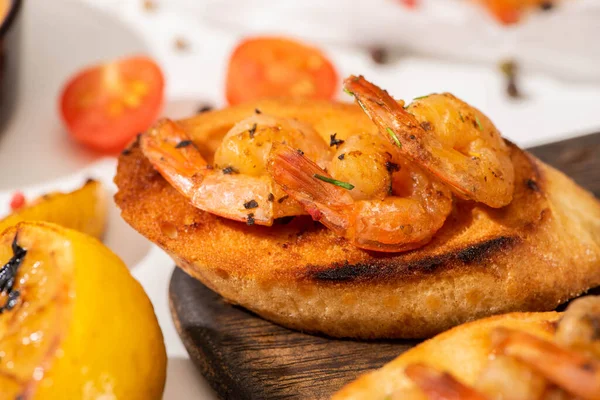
169, 133, 600, 400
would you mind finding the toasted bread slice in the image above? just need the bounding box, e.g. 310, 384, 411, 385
332, 311, 561, 399
114, 98, 600, 339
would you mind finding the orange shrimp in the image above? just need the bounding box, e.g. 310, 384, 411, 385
493, 327, 600, 400
140, 115, 331, 226
404, 364, 490, 400
555, 296, 600, 359
344, 75, 515, 208
267, 135, 452, 252
474, 355, 548, 399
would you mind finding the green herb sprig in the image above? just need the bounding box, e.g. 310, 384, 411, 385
386, 127, 402, 147
314, 174, 354, 190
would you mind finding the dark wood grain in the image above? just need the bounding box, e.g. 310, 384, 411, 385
529, 133, 600, 197
169, 133, 600, 400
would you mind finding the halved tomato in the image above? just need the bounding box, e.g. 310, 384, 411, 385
482, 0, 521, 24
60, 56, 164, 152
225, 37, 338, 105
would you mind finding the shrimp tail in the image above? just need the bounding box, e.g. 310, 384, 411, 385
493, 327, 600, 400
140, 119, 209, 197
142, 119, 279, 226
404, 364, 490, 400
344, 75, 423, 149
267, 144, 353, 235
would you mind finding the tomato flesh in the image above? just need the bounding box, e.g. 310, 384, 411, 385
9, 192, 25, 211
60, 56, 164, 152
225, 37, 338, 105
398, 0, 419, 9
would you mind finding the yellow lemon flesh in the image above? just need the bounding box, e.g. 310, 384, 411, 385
0, 222, 166, 399
0, 180, 107, 239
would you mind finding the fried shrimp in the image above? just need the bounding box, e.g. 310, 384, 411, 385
344, 75, 515, 208
140, 115, 330, 226
267, 134, 452, 252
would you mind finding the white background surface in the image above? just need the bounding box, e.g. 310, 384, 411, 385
1, 0, 599, 398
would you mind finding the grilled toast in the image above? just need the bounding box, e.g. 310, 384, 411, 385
114, 98, 600, 339
332, 311, 561, 399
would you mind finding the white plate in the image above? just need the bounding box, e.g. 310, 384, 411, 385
0, 1, 216, 398
3, 1, 600, 399
201, 0, 600, 82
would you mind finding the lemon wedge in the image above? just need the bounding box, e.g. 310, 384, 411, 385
0, 179, 107, 239
0, 221, 166, 399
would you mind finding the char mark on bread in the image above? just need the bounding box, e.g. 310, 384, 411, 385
305, 236, 518, 283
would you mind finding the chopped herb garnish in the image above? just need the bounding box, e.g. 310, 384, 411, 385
0, 235, 27, 314
356, 99, 368, 114
222, 166, 238, 175
369, 47, 388, 64
476, 116, 483, 131
386, 127, 402, 147
314, 174, 355, 190
329, 133, 345, 148
277, 195, 289, 204
246, 213, 255, 226
385, 161, 400, 173
500, 60, 516, 78
337, 153, 345, 160
175, 140, 193, 149
507, 81, 520, 98
254, 108, 262, 114
297, 149, 304, 155
413, 95, 429, 100
244, 199, 259, 209
197, 104, 213, 113
267, 193, 275, 202
420, 121, 432, 131
343, 88, 354, 97
174, 37, 190, 51
500, 60, 521, 99
248, 123, 257, 139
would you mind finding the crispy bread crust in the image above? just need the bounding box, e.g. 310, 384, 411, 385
114, 98, 600, 339
333, 311, 561, 399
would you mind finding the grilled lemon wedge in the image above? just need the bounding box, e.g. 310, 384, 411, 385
0, 179, 107, 239
0, 221, 166, 399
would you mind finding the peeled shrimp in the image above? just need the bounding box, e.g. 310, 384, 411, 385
404, 364, 490, 400
344, 75, 515, 208
140, 115, 331, 226
493, 327, 600, 400
475, 355, 548, 399
555, 296, 600, 359
267, 134, 452, 252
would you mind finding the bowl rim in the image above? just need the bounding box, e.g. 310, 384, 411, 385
0, 0, 22, 37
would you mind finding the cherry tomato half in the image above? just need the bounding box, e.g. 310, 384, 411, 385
484, 0, 521, 24
60, 56, 164, 152
225, 37, 338, 105
9, 192, 25, 211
